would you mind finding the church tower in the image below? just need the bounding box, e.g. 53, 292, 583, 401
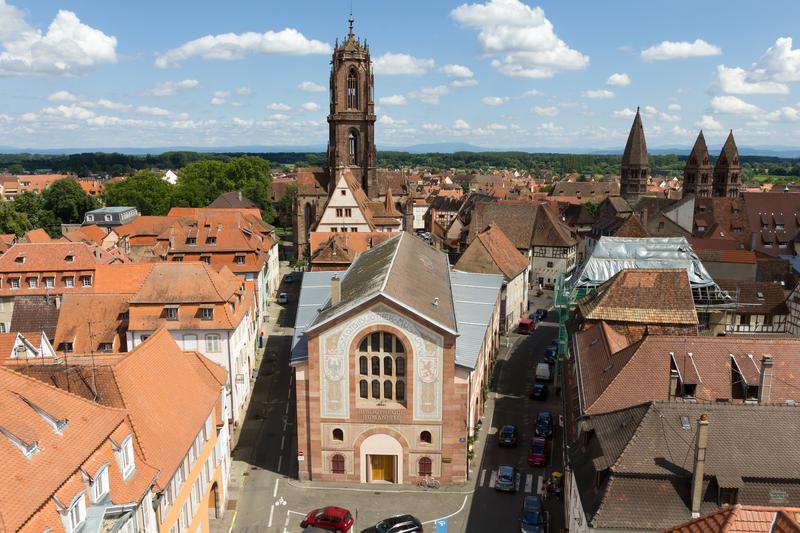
683, 130, 712, 197
712, 130, 741, 198
327, 16, 378, 198
620, 107, 649, 204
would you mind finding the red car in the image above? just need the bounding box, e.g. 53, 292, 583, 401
300, 506, 354, 532
527, 437, 549, 467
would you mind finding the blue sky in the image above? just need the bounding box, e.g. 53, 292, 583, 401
1, 0, 800, 150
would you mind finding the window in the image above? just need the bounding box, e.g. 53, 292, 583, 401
235, 255, 245, 265
61, 342, 73, 353
206, 334, 221, 353
86, 215, 94, 221
104, 214, 112, 221
67, 493, 87, 532
719, 487, 738, 507
418, 457, 432, 476
331, 454, 345, 474
331, 227, 338, 232
206, 237, 217, 245
80, 275, 92, 287
383, 380, 393, 399
340, 190, 346, 196
383, 356, 393, 376
165, 306, 178, 321
91, 466, 109, 502
64, 276, 74, 288
346, 68, 358, 109
183, 334, 198, 350
348, 130, 358, 165
546, 262, 554, 268
371, 355, 380, 375
172, 256, 183, 262
200, 255, 211, 264
359, 379, 368, 398
65, 255, 74, 263
139, 335, 149, 343
186, 237, 196, 245
336, 208, 343, 217
396, 380, 405, 401
44, 277, 54, 288
9, 278, 19, 289
99, 343, 113, 353
120, 436, 135, 478
332, 428, 344, 441
345, 208, 352, 217
371, 379, 380, 399
357, 331, 406, 404
201, 307, 213, 320
420, 431, 432, 444
359, 356, 368, 375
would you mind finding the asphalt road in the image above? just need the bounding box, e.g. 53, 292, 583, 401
464, 317, 563, 533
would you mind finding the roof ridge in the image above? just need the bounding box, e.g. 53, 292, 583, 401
380, 233, 404, 294
586, 333, 645, 414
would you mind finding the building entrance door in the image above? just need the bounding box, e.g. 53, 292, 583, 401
369, 455, 396, 482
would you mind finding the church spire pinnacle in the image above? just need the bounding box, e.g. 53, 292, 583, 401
348, 12, 354, 40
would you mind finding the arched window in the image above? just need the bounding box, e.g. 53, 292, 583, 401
332, 428, 344, 441
420, 430, 432, 444
347, 68, 358, 109
356, 331, 407, 404
418, 457, 432, 476
331, 454, 345, 474
348, 130, 358, 165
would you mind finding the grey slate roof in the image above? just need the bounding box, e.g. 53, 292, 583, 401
290, 271, 337, 364
451, 271, 503, 369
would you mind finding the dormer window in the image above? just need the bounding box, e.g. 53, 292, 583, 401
65, 492, 87, 532
90, 465, 109, 502
206, 236, 216, 245
104, 214, 112, 222
165, 305, 178, 321
234, 255, 245, 265
200, 307, 213, 321
682, 383, 697, 399
60, 342, 73, 353
200, 255, 211, 264
118, 435, 135, 479
86, 215, 94, 222
186, 237, 196, 245
27, 277, 37, 288
65, 255, 74, 263
9, 278, 19, 289
99, 342, 113, 353
14, 255, 24, 263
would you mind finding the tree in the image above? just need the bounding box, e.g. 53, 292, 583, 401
173, 160, 228, 207
0, 202, 32, 237
13, 191, 60, 236
103, 170, 174, 215
275, 183, 297, 228
42, 179, 98, 225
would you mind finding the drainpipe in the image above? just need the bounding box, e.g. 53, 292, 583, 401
690, 413, 709, 518
759, 355, 773, 404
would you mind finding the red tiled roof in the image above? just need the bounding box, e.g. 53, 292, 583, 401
661, 505, 800, 533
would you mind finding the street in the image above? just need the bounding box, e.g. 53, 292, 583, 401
217, 273, 563, 533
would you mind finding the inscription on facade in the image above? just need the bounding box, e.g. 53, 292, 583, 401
357, 409, 404, 422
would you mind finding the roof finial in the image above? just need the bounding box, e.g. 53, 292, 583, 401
348, 10, 354, 40
636, 106, 640, 113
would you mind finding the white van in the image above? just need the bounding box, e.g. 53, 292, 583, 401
535, 363, 551, 382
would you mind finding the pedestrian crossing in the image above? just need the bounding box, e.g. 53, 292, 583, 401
477, 469, 545, 494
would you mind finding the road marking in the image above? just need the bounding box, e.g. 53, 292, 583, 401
515, 473, 521, 492
478, 469, 486, 487
488, 469, 497, 488
525, 474, 533, 493
421, 495, 469, 525
273, 478, 279, 498
537, 475, 544, 495
277, 455, 283, 472
268, 504, 274, 527
280, 435, 285, 450
227, 510, 237, 533
284, 402, 289, 415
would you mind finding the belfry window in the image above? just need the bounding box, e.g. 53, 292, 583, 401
348, 130, 358, 165
347, 68, 358, 109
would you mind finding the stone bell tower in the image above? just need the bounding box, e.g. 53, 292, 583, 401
327, 15, 378, 197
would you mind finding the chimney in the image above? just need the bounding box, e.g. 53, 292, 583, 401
668, 368, 679, 401
690, 413, 709, 518
330, 275, 341, 306
759, 355, 773, 404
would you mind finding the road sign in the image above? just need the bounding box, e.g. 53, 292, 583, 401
435, 518, 448, 533
298, 451, 305, 461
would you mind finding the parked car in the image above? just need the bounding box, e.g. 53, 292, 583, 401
527, 437, 549, 467
530, 383, 548, 401
544, 347, 557, 365
535, 411, 553, 439
278, 292, 289, 304
285, 273, 294, 283
300, 506, 354, 532
373, 514, 423, 533
494, 464, 518, 492
518, 319, 535, 334
535, 308, 548, 321
535, 362, 551, 382
498, 425, 518, 447
520, 495, 549, 533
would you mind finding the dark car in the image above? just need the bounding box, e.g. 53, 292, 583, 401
285, 273, 294, 283
520, 495, 548, 533
498, 425, 518, 447
535, 308, 548, 321
301, 506, 354, 532
527, 437, 549, 467
544, 347, 557, 365
494, 464, 518, 492
530, 383, 548, 401
535, 411, 553, 438
373, 514, 423, 533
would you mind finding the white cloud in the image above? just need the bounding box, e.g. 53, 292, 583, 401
450, 78, 478, 88
422, 123, 443, 131
0, 3, 117, 76
533, 105, 558, 116
696, 114, 723, 131
235, 86, 252, 96
582, 89, 614, 99
672, 125, 691, 136
753, 37, 800, 83
668, 103, 682, 112
268, 102, 291, 111
716, 65, 789, 95
488, 123, 507, 130
441, 64, 474, 78
297, 81, 325, 92
453, 119, 470, 130
379, 94, 407, 105
378, 115, 408, 126
373, 52, 434, 75
42, 104, 95, 120
300, 102, 320, 111
86, 115, 152, 127
641, 39, 721, 61
137, 105, 171, 116
155, 28, 330, 68
606, 73, 630, 86
81, 99, 131, 110
48, 90, 77, 102
268, 113, 289, 121
710, 95, 762, 115
409, 85, 449, 104
613, 107, 636, 118
521, 89, 542, 97
482, 96, 509, 106
539, 122, 562, 133
210, 97, 226, 105
451, 0, 588, 78
147, 79, 200, 97
214, 90, 230, 97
